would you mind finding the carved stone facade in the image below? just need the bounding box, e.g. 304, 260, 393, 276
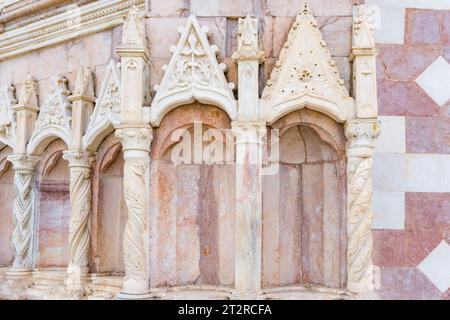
1, 0, 446, 300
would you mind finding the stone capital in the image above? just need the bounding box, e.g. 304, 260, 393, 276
115, 125, 153, 153
62, 150, 96, 169
7, 154, 39, 172
231, 121, 266, 145
345, 120, 380, 157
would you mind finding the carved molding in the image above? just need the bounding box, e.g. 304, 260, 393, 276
262, 3, 353, 123
27, 75, 71, 155
0, 85, 17, 149
150, 15, 236, 126
0, 0, 145, 61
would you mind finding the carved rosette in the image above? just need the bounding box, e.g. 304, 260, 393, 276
63, 151, 96, 272
345, 121, 380, 293
7, 154, 39, 272
115, 126, 152, 293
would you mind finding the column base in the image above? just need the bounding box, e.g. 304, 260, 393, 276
229, 289, 264, 300
66, 267, 90, 299
116, 291, 154, 300
3, 269, 32, 299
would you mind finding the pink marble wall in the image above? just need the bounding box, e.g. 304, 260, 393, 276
36, 139, 70, 268
262, 109, 347, 289
0, 147, 14, 266
149, 104, 235, 287
375, 7, 450, 300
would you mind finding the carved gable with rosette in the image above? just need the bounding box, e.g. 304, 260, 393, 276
262, 4, 354, 123
27, 75, 71, 154
83, 60, 122, 150
0, 85, 17, 149
150, 15, 236, 126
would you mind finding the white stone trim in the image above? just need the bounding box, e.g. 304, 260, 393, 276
374, 153, 450, 193
0, 0, 145, 61
372, 191, 405, 230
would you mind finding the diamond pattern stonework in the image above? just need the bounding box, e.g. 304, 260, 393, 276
416, 56, 450, 106
418, 240, 450, 293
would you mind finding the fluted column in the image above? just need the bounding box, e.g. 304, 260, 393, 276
7, 154, 39, 274
115, 126, 153, 298
345, 120, 380, 294
62, 151, 96, 296
231, 122, 266, 295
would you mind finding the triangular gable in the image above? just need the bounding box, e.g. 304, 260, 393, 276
151, 15, 236, 126
28, 75, 71, 153
0, 85, 16, 148
83, 60, 121, 150
262, 4, 352, 122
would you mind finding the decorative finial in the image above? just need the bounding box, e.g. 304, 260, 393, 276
353, 5, 375, 49
232, 14, 264, 62
72, 67, 94, 98
120, 5, 146, 48
16, 74, 38, 110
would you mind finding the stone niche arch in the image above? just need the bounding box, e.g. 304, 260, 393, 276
262, 109, 347, 289
149, 103, 235, 288
90, 133, 126, 275
35, 139, 70, 268
0, 146, 14, 267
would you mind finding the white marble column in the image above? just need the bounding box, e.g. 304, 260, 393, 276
7, 154, 39, 274
7, 75, 39, 278
62, 151, 95, 296
115, 126, 153, 298
231, 122, 266, 295
345, 120, 380, 295
231, 14, 265, 297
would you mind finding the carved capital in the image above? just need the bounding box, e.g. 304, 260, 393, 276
63, 151, 96, 169
7, 154, 39, 172
115, 125, 153, 153
345, 120, 380, 157
231, 121, 266, 145
232, 14, 264, 62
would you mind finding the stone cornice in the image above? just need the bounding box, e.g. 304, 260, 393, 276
0, 0, 145, 61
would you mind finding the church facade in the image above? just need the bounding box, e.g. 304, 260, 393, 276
0, 0, 449, 300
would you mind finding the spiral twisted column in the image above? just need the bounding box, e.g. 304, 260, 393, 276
62, 151, 96, 297
115, 125, 153, 299
345, 120, 380, 294
7, 154, 39, 274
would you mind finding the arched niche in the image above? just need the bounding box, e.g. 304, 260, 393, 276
35, 139, 70, 268
262, 109, 347, 289
0, 146, 14, 267
150, 103, 235, 288
90, 133, 126, 275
